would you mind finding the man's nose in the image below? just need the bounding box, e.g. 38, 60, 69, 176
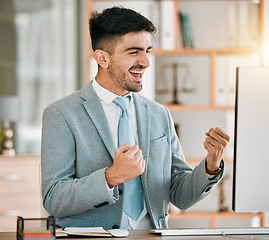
138, 52, 150, 68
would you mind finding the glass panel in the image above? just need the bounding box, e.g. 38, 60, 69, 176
13, 0, 77, 154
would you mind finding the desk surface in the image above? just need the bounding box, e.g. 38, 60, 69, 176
2, 230, 269, 240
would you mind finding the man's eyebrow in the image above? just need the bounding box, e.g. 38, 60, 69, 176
125, 46, 153, 52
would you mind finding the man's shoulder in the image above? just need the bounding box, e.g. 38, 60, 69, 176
46, 82, 94, 110
134, 93, 168, 112
48, 89, 82, 110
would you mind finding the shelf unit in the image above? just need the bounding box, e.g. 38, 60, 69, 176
86, 0, 266, 226
186, 158, 233, 166
153, 49, 263, 111
164, 104, 234, 112
156, 0, 264, 111
0, 155, 41, 232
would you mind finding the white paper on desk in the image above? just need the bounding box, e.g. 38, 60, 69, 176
57, 227, 112, 237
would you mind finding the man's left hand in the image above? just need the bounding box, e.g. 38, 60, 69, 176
204, 127, 230, 172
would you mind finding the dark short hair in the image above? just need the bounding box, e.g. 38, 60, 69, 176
89, 6, 156, 53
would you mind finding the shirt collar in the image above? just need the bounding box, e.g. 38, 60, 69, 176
92, 78, 133, 104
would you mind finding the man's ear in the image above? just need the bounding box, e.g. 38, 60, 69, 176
93, 50, 110, 69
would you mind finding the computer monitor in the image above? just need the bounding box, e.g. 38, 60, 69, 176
233, 66, 269, 212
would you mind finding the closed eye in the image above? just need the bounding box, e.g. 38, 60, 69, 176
125, 46, 152, 55
129, 51, 138, 55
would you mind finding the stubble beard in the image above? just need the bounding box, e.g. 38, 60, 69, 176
108, 60, 143, 93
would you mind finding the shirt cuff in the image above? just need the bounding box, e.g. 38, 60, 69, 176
105, 177, 114, 197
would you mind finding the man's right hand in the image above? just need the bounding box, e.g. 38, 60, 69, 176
105, 143, 145, 188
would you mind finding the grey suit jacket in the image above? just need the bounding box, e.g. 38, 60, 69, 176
41, 81, 222, 230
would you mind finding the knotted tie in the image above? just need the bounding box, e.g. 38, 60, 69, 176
113, 96, 144, 221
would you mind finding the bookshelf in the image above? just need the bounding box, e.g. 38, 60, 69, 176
86, 0, 266, 227
155, 0, 264, 110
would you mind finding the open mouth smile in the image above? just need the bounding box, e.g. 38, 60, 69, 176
129, 68, 146, 79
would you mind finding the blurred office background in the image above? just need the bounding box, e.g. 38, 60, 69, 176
0, 0, 89, 154
1, 0, 269, 156
1, 0, 269, 230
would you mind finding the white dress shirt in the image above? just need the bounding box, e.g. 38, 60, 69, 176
92, 79, 153, 229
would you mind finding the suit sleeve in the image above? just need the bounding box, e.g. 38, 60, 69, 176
41, 105, 119, 218
165, 107, 224, 210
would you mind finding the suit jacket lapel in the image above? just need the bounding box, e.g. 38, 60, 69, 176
80, 85, 150, 175
80, 82, 116, 159
133, 94, 150, 185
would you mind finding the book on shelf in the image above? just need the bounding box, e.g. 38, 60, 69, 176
179, 12, 188, 48
248, 1, 259, 47
237, 1, 249, 48
179, 12, 194, 48
215, 57, 227, 106
225, 1, 260, 48
215, 55, 260, 106
160, 0, 175, 50
226, 1, 237, 48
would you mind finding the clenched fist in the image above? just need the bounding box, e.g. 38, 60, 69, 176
105, 143, 145, 188
204, 127, 230, 172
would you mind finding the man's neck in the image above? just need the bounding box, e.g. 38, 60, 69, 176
95, 72, 129, 96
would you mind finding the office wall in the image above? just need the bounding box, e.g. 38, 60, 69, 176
0, 0, 17, 95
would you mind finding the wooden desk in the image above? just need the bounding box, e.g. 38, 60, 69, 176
2, 230, 269, 240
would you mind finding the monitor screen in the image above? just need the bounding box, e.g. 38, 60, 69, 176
233, 66, 269, 212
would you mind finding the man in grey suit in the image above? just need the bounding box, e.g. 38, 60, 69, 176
41, 7, 230, 230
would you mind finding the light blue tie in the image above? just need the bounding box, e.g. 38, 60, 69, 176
113, 96, 144, 221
